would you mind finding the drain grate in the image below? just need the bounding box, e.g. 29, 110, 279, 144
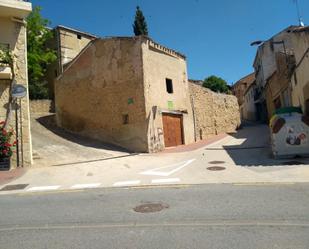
209, 160, 225, 164
282, 161, 304, 165
0, 184, 29, 191
207, 166, 226, 171
134, 203, 169, 213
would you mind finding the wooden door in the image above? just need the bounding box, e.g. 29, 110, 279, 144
162, 113, 184, 147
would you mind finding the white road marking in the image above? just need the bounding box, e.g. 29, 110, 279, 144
27, 185, 61, 191
151, 178, 180, 184
140, 159, 196, 177
70, 183, 101, 189
113, 180, 141, 187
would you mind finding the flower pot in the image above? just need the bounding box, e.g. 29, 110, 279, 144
0, 157, 11, 171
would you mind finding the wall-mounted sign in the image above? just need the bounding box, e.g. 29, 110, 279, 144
167, 101, 174, 110
128, 98, 134, 105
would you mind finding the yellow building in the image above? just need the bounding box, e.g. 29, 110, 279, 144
0, 0, 32, 166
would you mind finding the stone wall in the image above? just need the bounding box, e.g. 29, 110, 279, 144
189, 82, 240, 140
30, 100, 54, 114
55, 37, 148, 152
0, 17, 33, 166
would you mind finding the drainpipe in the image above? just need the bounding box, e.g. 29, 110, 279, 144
190, 95, 197, 142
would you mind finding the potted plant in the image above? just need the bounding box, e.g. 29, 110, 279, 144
0, 122, 16, 170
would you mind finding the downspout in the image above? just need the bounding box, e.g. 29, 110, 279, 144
190, 93, 197, 142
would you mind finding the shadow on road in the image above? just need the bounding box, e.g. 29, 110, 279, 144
206, 123, 309, 167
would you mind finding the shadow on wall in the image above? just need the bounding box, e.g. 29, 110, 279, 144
36, 114, 132, 153
206, 123, 309, 167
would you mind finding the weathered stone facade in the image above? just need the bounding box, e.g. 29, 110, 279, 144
55, 36, 195, 152
0, 0, 33, 166
189, 81, 240, 140
142, 39, 195, 152
56, 37, 148, 152
45, 25, 97, 99
55, 36, 240, 152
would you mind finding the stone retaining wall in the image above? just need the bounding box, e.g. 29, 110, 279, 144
189, 82, 241, 140
30, 100, 54, 114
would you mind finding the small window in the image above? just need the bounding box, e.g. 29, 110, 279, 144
166, 78, 173, 94
122, 114, 129, 124
77, 34, 82, 40
54, 70, 58, 77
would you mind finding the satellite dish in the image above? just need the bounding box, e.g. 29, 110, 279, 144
12, 84, 27, 99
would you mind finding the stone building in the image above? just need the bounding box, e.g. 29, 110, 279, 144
45, 25, 97, 99
189, 81, 240, 140
253, 25, 309, 120
232, 73, 255, 120
55, 36, 195, 152
0, 0, 32, 166
243, 82, 257, 121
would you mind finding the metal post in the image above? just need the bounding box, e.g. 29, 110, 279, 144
19, 98, 24, 167
15, 99, 19, 167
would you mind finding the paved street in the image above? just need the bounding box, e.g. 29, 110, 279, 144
1, 123, 309, 195
1, 184, 309, 249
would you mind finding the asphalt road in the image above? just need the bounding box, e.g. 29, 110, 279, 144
1, 184, 309, 249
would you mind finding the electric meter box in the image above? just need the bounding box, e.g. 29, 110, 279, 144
269, 107, 309, 159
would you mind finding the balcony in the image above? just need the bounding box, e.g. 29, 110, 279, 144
0, 65, 12, 80
0, 0, 32, 19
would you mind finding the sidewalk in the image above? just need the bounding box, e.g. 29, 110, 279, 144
1, 124, 309, 195
0, 168, 26, 186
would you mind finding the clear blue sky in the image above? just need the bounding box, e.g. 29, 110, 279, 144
31, 0, 309, 84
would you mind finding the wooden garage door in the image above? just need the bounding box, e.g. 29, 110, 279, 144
162, 113, 184, 147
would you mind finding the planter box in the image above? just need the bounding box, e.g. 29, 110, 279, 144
0, 65, 12, 80
0, 157, 11, 171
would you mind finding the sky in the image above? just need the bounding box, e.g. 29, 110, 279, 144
31, 0, 309, 84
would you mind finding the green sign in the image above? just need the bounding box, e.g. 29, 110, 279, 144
167, 101, 174, 110
128, 98, 134, 105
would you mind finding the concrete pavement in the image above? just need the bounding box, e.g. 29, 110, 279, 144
1, 124, 309, 195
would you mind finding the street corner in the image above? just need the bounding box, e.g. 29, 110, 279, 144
0, 167, 27, 187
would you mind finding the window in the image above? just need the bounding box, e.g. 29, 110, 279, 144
77, 34, 82, 40
166, 78, 173, 94
122, 114, 129, 124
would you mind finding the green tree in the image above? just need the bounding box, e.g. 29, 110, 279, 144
203, 75, 229, 93
27, 6, 56, 99
133, 6, 149, 36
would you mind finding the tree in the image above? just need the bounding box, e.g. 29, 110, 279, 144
27, 6, 57, 99
133, 6, 148, 36
203, 75, 229, 94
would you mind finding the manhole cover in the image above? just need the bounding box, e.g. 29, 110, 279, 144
209, 160, 226, 164
0, 184, 29, 191
282, 161, 304, 165
133, 203, 169, 213
207, 166, 226, 171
